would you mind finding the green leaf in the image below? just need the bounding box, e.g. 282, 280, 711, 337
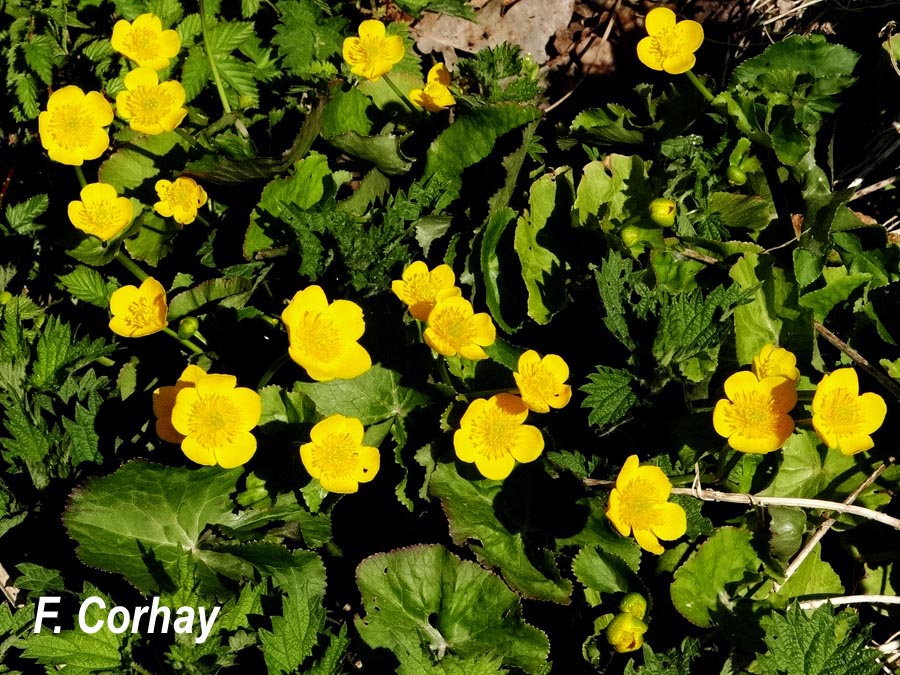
322, 86, 373, 139
58, 266, 115, 308
259, 556, 328, 674
571, 546, 631, 597
755, 605, 880, 675
167, 276, 256, 320
393, 0, 476, 19
708, 191, 776, 232
64, 461, 241, 593
573, 155, 652, 229
0, 404, 51, 490
773, 544, 843, 605
62, 392, 103, 467
305, 626, 352, 675
594, 251, 638, 350
5, 195, 48, 235
731, 35, 859, 84
570, 105, 646, 145
514, 170, 570, 324
580, 366, 638, 429
295, 364, 430, 425
327, 131, 412, 176
423, 104, 541, 204
20, 584, 123, 670
355, 544, 550, 674
729, 252, 781, 364
798, 267, 870, 321
428, 463, 572, 603
670, 527, 761, 627
272, 0, 345, 81
12, 563, 64, 594
124, 212, 180, 266
98, 148, 159, 192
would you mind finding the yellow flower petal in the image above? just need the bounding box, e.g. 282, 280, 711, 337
645, 6, 677, 35
633, 527, 664, 555
84, 91, 115, 127
124, 66, 159, 89
652, 502, 687, 540
857, 392, 888, 434
615, 454, 640, 492
214, 432, 257, 469
509, 425, 544, 463
181, 434, 217, 466
674, 19, 704, 52
663, 51, 696, 75
427, 63, 451, 86
354, 445, 380, 483
723, 370, 759, 401
834, 433, 875, 456
357, 19, 387, 41
300, 414, 380, 493
607, 489, 631, 537
476, 454, 516, 481
326, 299, 366, 342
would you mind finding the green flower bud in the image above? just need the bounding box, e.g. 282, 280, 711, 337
619, 592, 648, 619
648, 198, 676, 227
726, 166, 747, 185
177, 316, 199, 339
0, 291, 11, 305
621, 225, 642, 248
606, 612, 648, 654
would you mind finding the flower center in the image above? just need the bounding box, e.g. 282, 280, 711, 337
431, 306, 474, 350
78, 199, 118, 233
402, 272, 435, 305
165, 181, 200, 212
650, 30, 682, 60
124, 27, 159, 62
47, 104, 94, 150
311, 433, 359, 479
125, 296, 157, 330
618, 478, 665, 531
520, 364, 557, 401
471, 408, 519, 460
128, 84, 175, 126
298, 313, 343, 363
730, 390, 778, 437
187, 394, 242, 449
818, 390, 861, 435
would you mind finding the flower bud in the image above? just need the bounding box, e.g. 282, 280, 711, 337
606, 612, 648, 653
727, 166, 747, 185
619, 592, 647, 620
177, 316, 199, 339
0, 291, 12, 305
648, 198, 676, 227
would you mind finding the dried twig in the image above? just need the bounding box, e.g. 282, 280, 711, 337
813, 321, 900, 400
774, 458, 894, 592
799, 595, 900, 610
0, 561, 21, 607
849, 174, 900, 202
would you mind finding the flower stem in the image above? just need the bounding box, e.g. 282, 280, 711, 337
258, 352, 291, 389
163, 326, 205, 355
115, 252, 148, 282
685, 70, 714, 103
175, 127, 204, 149
382, 74, 417, 113
73, 166, 87, 188
199, 0, 249, 138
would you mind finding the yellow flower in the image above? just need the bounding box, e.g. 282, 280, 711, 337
712, 371, 796, 453
154, 176, 208, 225
342, 20, 405, 81
409, 63, 456, 112
67, 182, 133, 241
607, 455, 687, 555
152, 364, 207, 444
812, 368, 887, 456
453, 394, 544, 480
637, 7, 704, 75
108, 277, 168, 338
424, 295, 496, 360
513, 350, 572, 413
752, 343, 800, 382
606, 612, 648, 654
110, 13, 181, 71
281, 285, 372, 382
300, 414, 380, 493
115, 67, 187, 135
38, 86, 114, 166
171, 374, 262, 468
391, 261, 460, 321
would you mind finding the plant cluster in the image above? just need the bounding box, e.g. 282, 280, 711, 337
1, 1, 899, 674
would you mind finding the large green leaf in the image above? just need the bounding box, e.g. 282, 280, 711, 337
798, 267, 870, 321
729, 252, 781, 365
64, 461, 241, 593
428, 463, 572, 603
327, 131, 412, 176
573, 155, 652, 229
772, 544, 843, 605
295, 364, 430, 425
355, 544, 550, 674
670, 527, 761, 627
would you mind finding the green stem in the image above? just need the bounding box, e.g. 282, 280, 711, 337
258, 353, 291, 389
73, 166, 87, 188
199, 0, 249, 138
175, 127, 204, 149
382, 74, 417, 113
163, 326, 205, 355
685, 70, 714, 103
115, 252, 148, 282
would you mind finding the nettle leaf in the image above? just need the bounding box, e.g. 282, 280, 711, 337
594, 251, 639, 350
295, 364, 430, 425
513, 169, 570, 325
259, 556, 328, 674
755, 605, 881, 675
428, 463, 572, 603
355, 544, 550, 674
19, 583, 123, 671
64, 461, 241, 593
58, 266, 116, 308
423, 104, 542, 205
580, 366, 638, 429
5, 194, 49, 235
272, 0, 345, 81
670, 527, 762, 627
